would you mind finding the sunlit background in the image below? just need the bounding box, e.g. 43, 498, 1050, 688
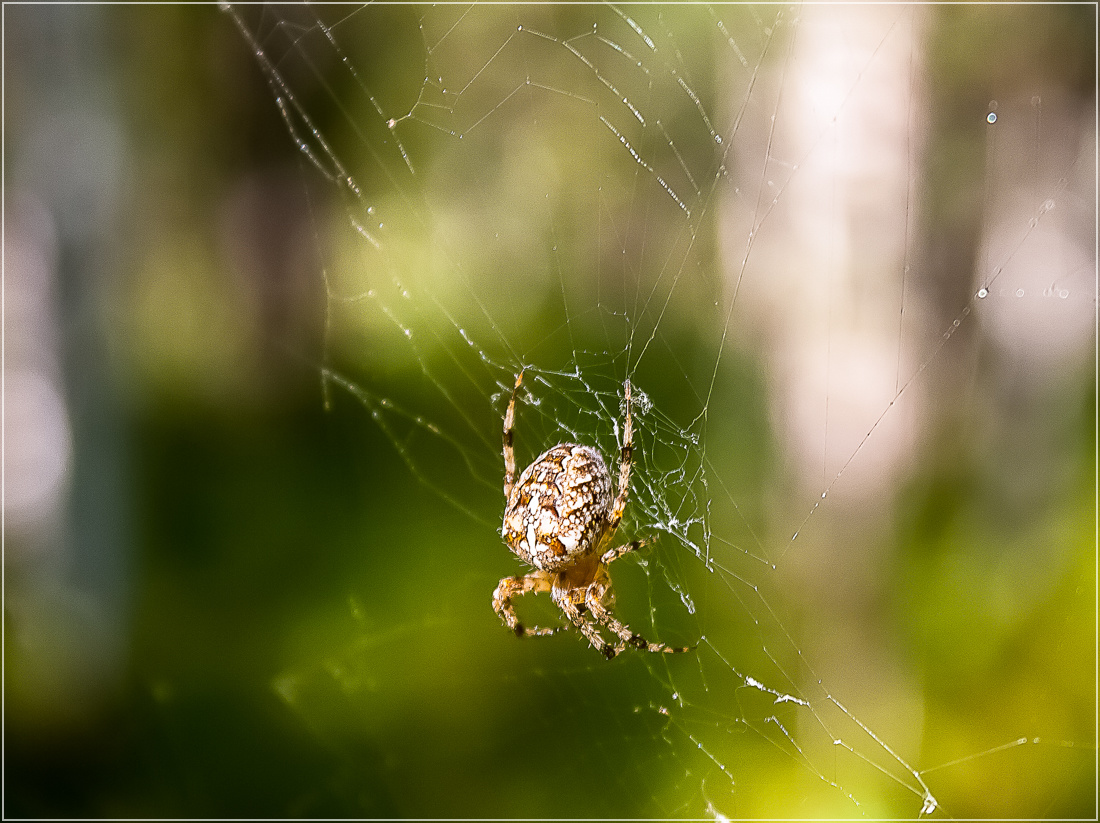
5, 3, 1095, 818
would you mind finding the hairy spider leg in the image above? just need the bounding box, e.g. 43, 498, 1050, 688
605, 379, 633, 542
552, 586, 622, 659
502, 371, 524, 498
584, 579, 690, 655
493, 570, 561, 638
600, 536, 655, 566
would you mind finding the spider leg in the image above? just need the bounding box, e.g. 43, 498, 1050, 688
605, 379, 633, 541
552, 588, 622, 659
600, 536, 656, 566
503, 371, 524, 499
584, 577, 690, 656
493, 571, 561, 638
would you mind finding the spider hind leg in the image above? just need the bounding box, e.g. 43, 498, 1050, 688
502, 371, 524, 498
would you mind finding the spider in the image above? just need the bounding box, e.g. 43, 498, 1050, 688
492, 372, 690, 659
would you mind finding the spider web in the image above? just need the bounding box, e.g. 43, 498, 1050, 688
224, 3, 1096, 817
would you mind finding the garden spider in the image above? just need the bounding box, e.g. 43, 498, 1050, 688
492, 372, 690, 659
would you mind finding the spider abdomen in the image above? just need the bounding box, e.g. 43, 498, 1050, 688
502, 443, 612, 572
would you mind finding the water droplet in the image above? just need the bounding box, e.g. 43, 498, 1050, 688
1040, 198, 1055, 214
986, 112, 997, 124
977, 287, 989, 299
1059, 289, 1069, 299
820, 490, 827, 499
1016, 288, 1025, 297
386, 118, 396, 129
714, 134, 722, 144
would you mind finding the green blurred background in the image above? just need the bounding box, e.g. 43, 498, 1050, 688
4, 3, 1095, 818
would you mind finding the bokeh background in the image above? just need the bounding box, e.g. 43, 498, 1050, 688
5, 3, 1095, 818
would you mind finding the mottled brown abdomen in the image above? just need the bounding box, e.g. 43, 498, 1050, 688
501, 444, 612, 571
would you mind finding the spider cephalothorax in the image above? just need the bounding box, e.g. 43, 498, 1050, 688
492, 372, 689, 659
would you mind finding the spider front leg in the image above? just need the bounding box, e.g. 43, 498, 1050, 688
552, 587, 624, 659
493, 571, 561, 638
584, 574, 691, 656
